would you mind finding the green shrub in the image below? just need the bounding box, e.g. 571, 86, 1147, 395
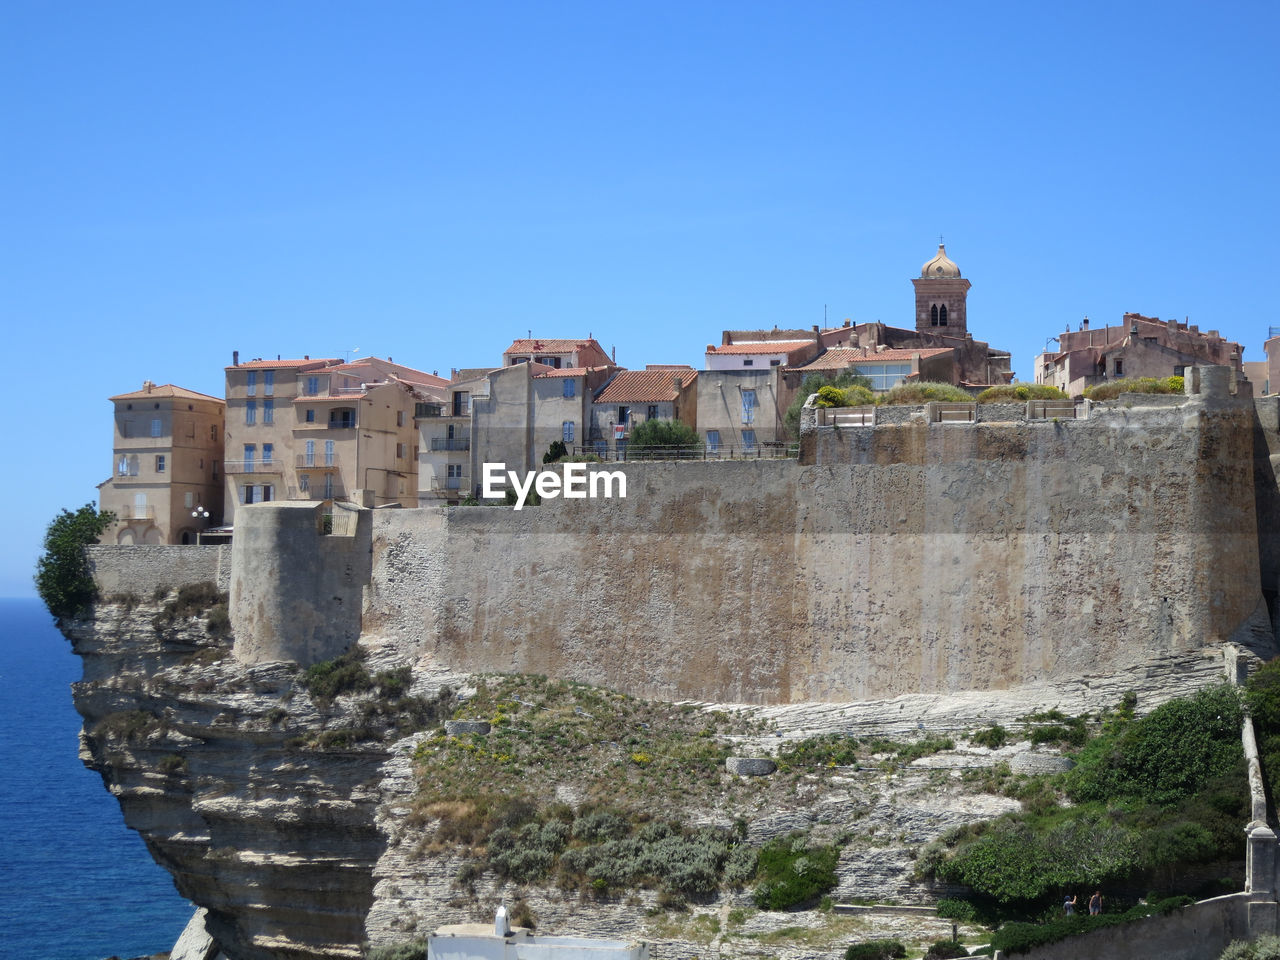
1064, 684, 1242, 806
35, 504, 116, 619
991, 896, 1193, 954
158, 753, 187, 775
878, 381, 973, 405
845, 940, 906, 960
303, 650, 373, 704
976, 383, 1068, 403
1083, 376, 1184, 401
753, 832, 842, 910
543, 440, 568, 463
785, 371, 873, 437
205, 602, 230, 637
153, 582, 228, 632
935, 898, 978, 923
971, 725, 1008, 749
627, 418, 702, 454
779, 733, 860, 768
894, 735, 955, 764
925, 941, 969, 960
1220, 934, 1280, 959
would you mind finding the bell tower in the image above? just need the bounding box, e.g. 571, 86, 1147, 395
912, 243, 971, 336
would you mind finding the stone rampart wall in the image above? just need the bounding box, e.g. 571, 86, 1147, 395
360, 389, 1273, 704
86, 544, 230, 596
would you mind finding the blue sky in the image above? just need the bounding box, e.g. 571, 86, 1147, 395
3, 1, 1277, 597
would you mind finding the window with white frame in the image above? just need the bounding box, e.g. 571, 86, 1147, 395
243, 444, 255, 471
155, 455, 165, 473
262, 443, 273, 466
706, 429, 721, 452
263, 370, 274, 396
324, 439, 335, 466
150, 418, 162, 437
304, 439, 315, 466
740, 390, 756, 424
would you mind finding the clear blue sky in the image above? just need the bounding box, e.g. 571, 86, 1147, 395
3, 1, 1277, 597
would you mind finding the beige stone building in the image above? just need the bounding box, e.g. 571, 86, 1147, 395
98, 382, 226, 544
224, 354, 446, 522
1035, 313, 1244, 396
417, 339, 618, 501
589, 366, 698, 454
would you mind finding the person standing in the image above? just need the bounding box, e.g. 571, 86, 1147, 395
1089, 891, 1102, 916
1064, 893, 1077, 916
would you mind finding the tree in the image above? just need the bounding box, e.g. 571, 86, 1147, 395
543, 440, 569, 463
627, 419, 702, 454
35, 504, 115, 619
783, 372, 873, 438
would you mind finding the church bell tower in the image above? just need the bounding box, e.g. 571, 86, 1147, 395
912, 243, 971, 337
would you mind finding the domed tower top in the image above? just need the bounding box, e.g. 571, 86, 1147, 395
921, 243, 961, 278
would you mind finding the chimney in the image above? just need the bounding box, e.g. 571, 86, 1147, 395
1082, 317, 1090, 330
843, 319, 851, 328
722, 332, 732, 346
304, 354, 310, 360
233, 350, 240, 366
143, 380, 154, 393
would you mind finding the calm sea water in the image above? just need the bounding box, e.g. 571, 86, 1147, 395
0, 597, 194, 960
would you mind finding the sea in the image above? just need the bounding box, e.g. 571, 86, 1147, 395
0, 597, 194, 960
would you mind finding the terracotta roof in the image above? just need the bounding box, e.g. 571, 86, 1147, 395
504, 338, 602, 355
595, 369, 697, 404
328, 358, 448, 388
707, 340, 811, 355
225, 358, 340, 370
533, 366, 599, 378
791, 347, 953, 371
110, 384, 224, 403
452, 367, 497, 382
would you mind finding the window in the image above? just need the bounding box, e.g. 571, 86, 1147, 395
150, 418, 162, 437
263, 371, 274, 396
931, 304, 939, 326
212, 461, 219, 480
741, 389, 756, 424
263, 399, 274, 424
155, 455, 165, 473
397, 410, 405, 427
183, 418, 195, 439
563, 379, 576, 398
562, 421, 575, 443
857, 362, 913, 392
770, 359, 781, 366
648, 405, 659, 419
128, 456, 138, 476
246, 371, 257, 396
184, 492, 194, 508
210, 424, 218, 441
939, 304, 948, 326
742, 429, 757, 451
240, 485, 251, 505
324, 439, 335, 466
299, 473, 310, 493
447, 464, 463, 478
243, 444, 256, 472
117, 456, 127, 475
323, 474, 334, 499
452, 391, 470, 416
305, 408, 315, 423
121, 419, 133, 438
396, 442, 407, 459
262, 443, 273, 466
1115, 359, 1124, 376
706, 430, 721, 453
306, 376, 320, 396
304, 439, 315, 466
743, 358, 754, 367
618, 406, 630, 425
262, 484, 274, 502
245, 401, 256, 425
330, 407, 356, 428
1174, 365, 1186, 377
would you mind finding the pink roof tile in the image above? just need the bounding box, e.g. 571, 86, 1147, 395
595, 369, 697, 404
109, 384, 225, 403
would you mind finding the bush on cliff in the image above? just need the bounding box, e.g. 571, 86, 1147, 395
626, 418, 702, 456
784, 372, 872, 437
975, 383, 1068, 403
1220, 934, 1280, 960
1244, 658, 1280, 822
1082, 376, 1184, 401
35, 503, 116, 619
878, 381, 973, 405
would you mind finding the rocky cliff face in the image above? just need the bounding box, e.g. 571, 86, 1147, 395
63, 595, 1246, 960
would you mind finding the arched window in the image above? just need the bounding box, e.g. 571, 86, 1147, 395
930, 304, 939, 326
939, 304, 948, 326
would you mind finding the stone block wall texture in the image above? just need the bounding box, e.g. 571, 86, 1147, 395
86, 544, 230, 595
230, 501, 371, 665
361, 392, 1274, 704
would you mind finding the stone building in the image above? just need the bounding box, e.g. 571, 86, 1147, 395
589, 366, 698, 453
223, 354, 446, 522
98, 382, 226, 544
1035, 313, 1245, 396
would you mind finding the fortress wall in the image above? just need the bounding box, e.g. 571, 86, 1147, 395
86, 544, 231, 596
362, 394, 1272, 703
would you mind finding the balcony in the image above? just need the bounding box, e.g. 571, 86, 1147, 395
295, 454, 339, 470
224, 459, 283, 474
430, 476, 467, 496
430, 437, 470, 452
119, 505, 155, 520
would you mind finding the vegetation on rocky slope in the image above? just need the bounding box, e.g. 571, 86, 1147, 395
35, 503, 115, 618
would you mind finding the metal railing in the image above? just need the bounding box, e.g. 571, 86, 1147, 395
224, 459, 282, 474
120, 505, 155, 520
295, 454, 338, 469
430, 437, 470, 451
327, 419, 356, 430
1027, 399, 1080, 420
572, 443, 797, 462
431, 477, 467, 494
929, 402, 977, 424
